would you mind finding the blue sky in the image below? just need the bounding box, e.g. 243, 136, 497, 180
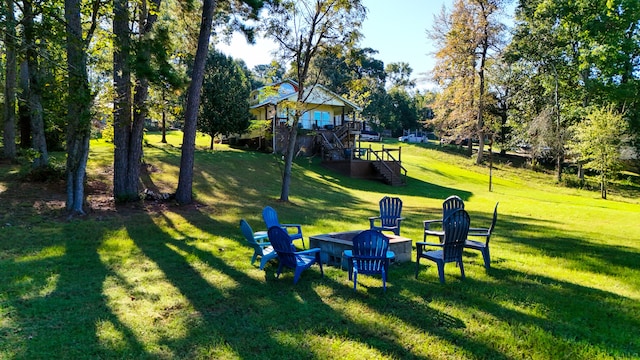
216, 1, 482, 91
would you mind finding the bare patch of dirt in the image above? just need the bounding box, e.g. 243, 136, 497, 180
0, 163, 204, 223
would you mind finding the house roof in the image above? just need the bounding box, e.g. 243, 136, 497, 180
250, 80, 362, 112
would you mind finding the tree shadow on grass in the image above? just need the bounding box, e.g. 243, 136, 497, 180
306, 158, 473, 202
494, 212, 640, 284
124, 205, 516, 358
433, 267, 640, 358
0, 221, 148, 358
390, 253, 640, 358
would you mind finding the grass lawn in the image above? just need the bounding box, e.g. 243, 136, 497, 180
1, 132, 639, 359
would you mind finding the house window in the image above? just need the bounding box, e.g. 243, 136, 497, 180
300, 112, 312, 129
314, 111, 331, 128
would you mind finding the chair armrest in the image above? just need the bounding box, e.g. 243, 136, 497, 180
295, 248, 321, 255
423, 219, 443, 230
369, 216, 381, 227
281, 224, 302, 234
416, 241, 443, 247
416, 241, 443, 256
468, 227, 490, 236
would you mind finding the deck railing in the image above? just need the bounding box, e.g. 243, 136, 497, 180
355, 145, 407, 179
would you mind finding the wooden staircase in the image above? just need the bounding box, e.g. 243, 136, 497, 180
318, 124, 407, 186
367, 148, 406, 186
318, 124, 354, 160
371, 161, 405, 186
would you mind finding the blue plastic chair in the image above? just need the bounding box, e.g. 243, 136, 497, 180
263, 206, 305, 249
465, 202, 498, 270
347, 230, 393, 292
415, 209, 470, 283
423, 195, 465, 242
267, 226, 323, 284
369, 196, 404, 236
240, 219, 277, 270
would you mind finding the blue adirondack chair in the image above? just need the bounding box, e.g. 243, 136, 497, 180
240, 219, 278, 270
369, 196, 404, 236
465, 202, 498, 270
267, 226, 323, 284
347, 230, 393, 292
415, 209, 470, 283
262, 206, 305, 249
423, 195, 465, 242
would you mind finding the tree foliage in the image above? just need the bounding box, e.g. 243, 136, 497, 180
197, 51, 252, 149
385, 62, 415, 90
572, 106, 628, 199
430, 0, 505, 159
507, 0, 640, 178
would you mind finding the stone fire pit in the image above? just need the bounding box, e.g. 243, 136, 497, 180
308, 230, 413, 268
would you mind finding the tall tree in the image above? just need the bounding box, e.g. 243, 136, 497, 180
197, 51, 252, 149
175, 0, 217, 204
472, 0, 503, 164
429, 0, 505, 160
572, 106, 628, 199
63, 0, 101, 214
3, 0, 17, 160
262, 0, 366, 202
112, 0, 165, 202
128, 0, 163, 200
112, 0, 134, 201
23, 0, 49, 168
430, 2, 480, 153
175, 0, 263, 204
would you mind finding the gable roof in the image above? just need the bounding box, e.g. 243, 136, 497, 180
250, 80, 361, 112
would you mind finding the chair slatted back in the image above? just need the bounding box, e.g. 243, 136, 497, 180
262, 206, 280, 229
379, 196, 402, 228
442, 195, 464, 221
488, 202, 499, 233
240, 219, 262, 253
267, 226, 297, 268
442, 209, 470, 263
352, 230, 389, 275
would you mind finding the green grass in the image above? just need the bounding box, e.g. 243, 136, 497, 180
1, 132, 639, 359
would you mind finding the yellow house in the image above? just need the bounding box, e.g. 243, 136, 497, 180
247, 80, 405, 185
249, 80, 361, 132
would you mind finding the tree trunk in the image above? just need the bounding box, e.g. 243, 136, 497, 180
3, 0, 17, 160
475, 39, 488, 165
130, 0, 162, 195
18, 61, 31, 149
280, 125, 298, 202
24, 0, 48, 168
161, 87, 167, 143
64, 0, 93, 215
113, 0, 133, 201
553, 64, 563, 183
175, 0, 217, 204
